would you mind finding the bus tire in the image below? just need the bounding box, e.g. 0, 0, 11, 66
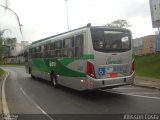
31, 74, 34, 78
50, 72, 58, 87
30, 67, 35, 78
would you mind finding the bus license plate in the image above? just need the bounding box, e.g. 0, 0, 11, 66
113, 66, 123, 73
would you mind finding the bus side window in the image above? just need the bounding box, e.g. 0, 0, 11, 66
41, 45, 44, 58
41, 45, 44, 52
63, 37, 74, 57
50, 42, 55, 57
75, 35, 83, 58
29, 48, 32, 58
44, 44, 51, 58
32, 48, 36, 58
50, 42, 55, 50
47, 44, 51, 58
63, 37, 74, 48
55, 40, 62, 58
24, 50, 29, 62
44, 45, 47, 58
36, 46, 41, 58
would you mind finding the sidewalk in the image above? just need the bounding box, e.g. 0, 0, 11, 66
134, 76, 160, 90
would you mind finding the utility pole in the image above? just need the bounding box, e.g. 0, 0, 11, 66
65, 0, 69, 31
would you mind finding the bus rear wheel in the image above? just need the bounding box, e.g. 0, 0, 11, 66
51, 72, 58, 87
29, 67, 35, 78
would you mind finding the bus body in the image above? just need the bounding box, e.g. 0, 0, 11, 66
25, 25, 134, 91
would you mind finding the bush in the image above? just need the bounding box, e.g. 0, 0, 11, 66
0, 68, 5, 80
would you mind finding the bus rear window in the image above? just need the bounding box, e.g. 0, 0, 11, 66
91, 28, 131, 52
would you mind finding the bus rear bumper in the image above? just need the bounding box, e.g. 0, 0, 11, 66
87, 72, 135, 90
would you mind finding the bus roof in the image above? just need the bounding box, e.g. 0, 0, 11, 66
32, 26, 88, 45
31, 24, 131, 46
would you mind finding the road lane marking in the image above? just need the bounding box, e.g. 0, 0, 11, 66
114, 87, 145, 90
128, 92, 160, 95
16, 78, 54, 120
36, 106, 47, 114
102, 90, 160, 100
2, 72, 10, 115
111, 90, 160, 95
36, 105, 55, 120
4, 69, 54, 120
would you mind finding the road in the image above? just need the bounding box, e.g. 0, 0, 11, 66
1, 66, 160, 120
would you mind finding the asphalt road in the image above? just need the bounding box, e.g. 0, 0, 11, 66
1, 66, 160, 120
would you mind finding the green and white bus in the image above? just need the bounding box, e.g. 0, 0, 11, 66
24, 24, 134, 91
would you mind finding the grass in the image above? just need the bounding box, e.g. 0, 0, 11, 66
135, 53, 160, 79
0, 68, 5, 80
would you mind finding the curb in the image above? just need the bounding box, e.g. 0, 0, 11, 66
0, 71, 9, 114
135, 76, 160, 82
133, 83, 160, 90
133, 76, 160, 90
0, 72, 6, 114
0, 72, 6, 81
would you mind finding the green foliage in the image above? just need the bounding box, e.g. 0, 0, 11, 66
0, 31, 5, 61
0, 29, 4, 51
135, 54, 160, 79
5, 37, 15, 45
106, 19, 131, 28
0, 36, 3, 58
0, 30, 10, 58
0, 37, 2, 50
0, 68, 5, 80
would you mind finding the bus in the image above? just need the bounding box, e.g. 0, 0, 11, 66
24, 24, 134, 91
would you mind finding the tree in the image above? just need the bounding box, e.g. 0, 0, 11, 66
0, 37, 3, 51
0, 30, 10, 62
0, 31, 4, 62
105, 19, 131, 28
0, 30, 4, 51
5, 37, 17, 46
5, 0, 9, 8
0, 0, 9, 8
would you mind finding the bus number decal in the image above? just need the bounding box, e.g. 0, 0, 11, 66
49, 61, 56, 67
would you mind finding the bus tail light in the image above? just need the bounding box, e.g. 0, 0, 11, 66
131, 60, 135, 74
81, 79, 86, 83
87, 61, 96, 78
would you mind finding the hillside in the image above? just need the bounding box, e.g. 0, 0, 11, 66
135, 53, 160, 79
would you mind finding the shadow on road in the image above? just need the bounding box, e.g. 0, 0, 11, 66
29, 77, 128, 101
